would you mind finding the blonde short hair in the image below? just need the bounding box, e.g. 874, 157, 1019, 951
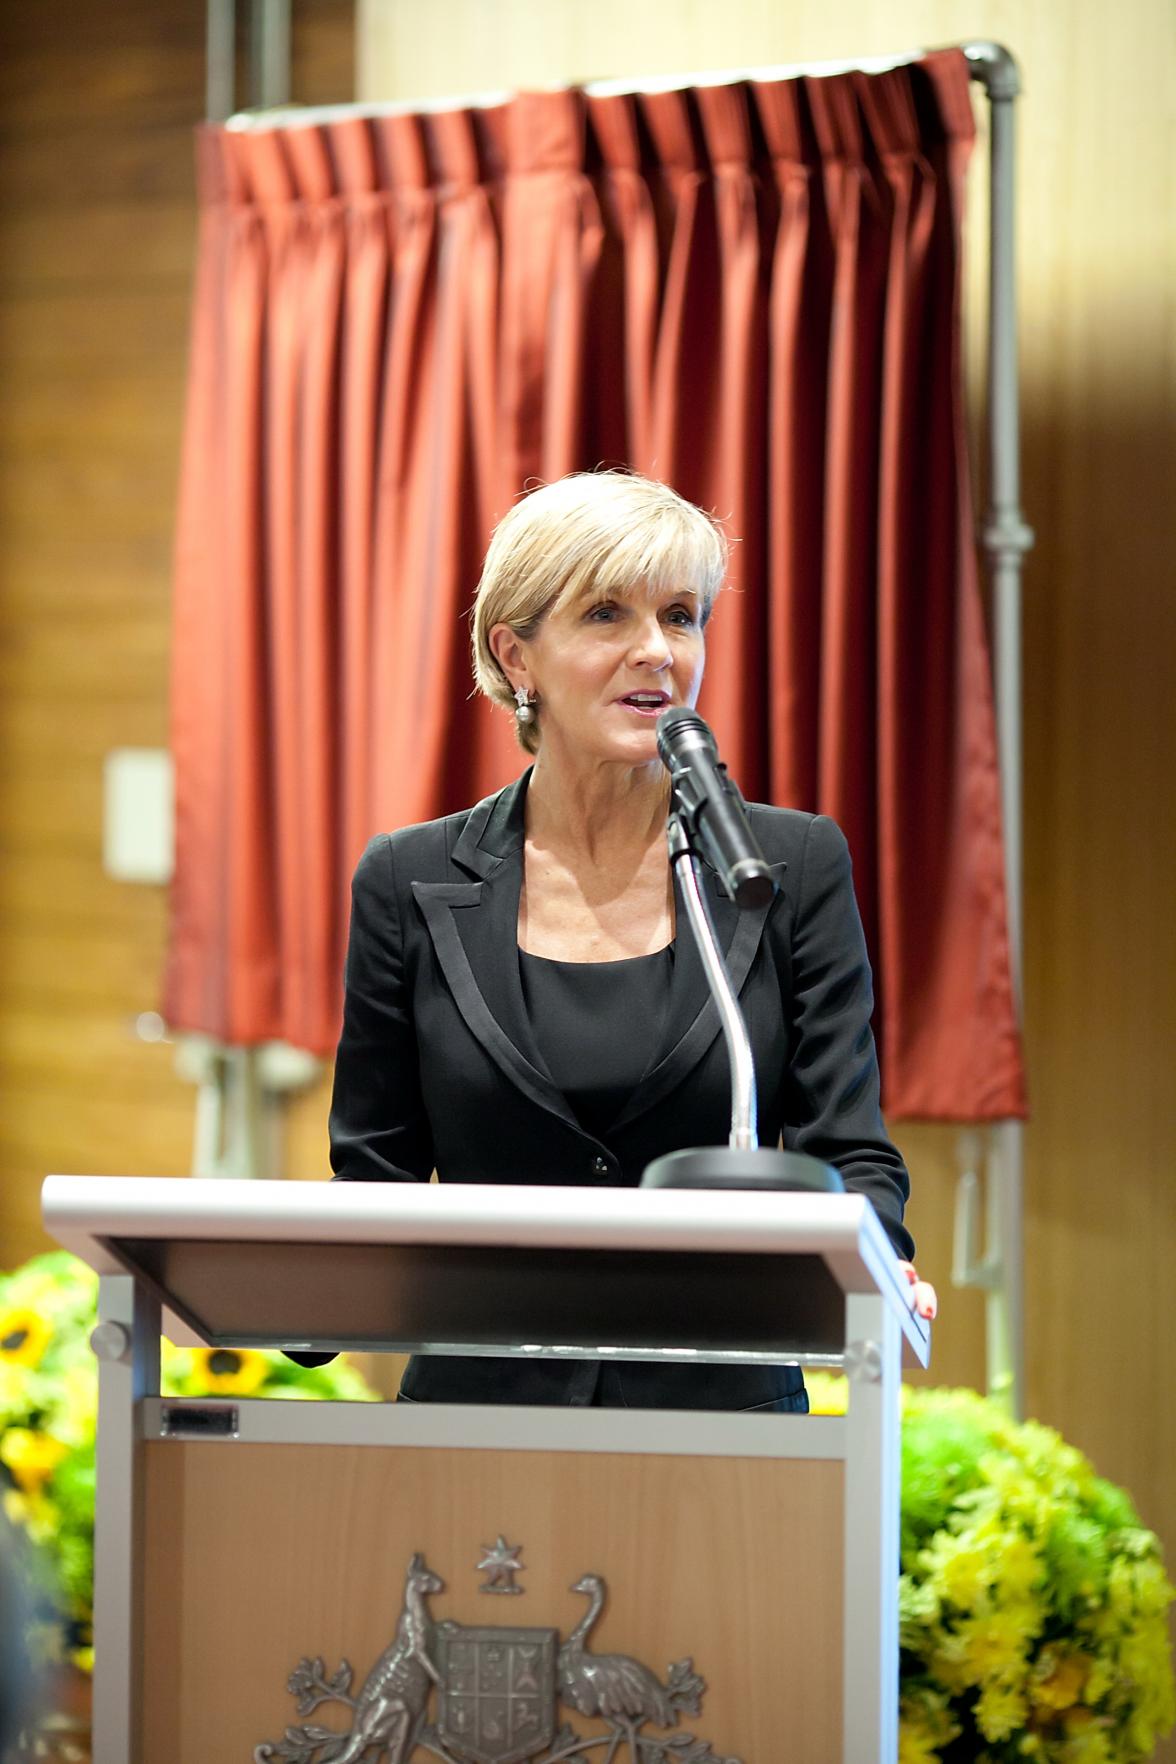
472, 472, 728, 754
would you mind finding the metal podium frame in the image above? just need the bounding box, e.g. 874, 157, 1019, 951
43, 1175, 930, 1764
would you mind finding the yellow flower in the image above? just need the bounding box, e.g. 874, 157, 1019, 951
1083, 1654, 1113, 1703
0, 1360, 27, 1411
925, 1532, 994, 1611
1130, 1554, 1175, 1618
1104, 1556, 1136, 1623
189, 1347, 270, 1396
161, 1338, 193, 1382
1059, 1707, 1114, 1764
896, 1688, 961, 1764
976, 1678, 1029, 1742
1031, 1645, 1090, 1711
0, 1307, 52, 1368
897, 1717, 942, 1764
53, 1365, 99, 1443
805, 1372, 849, 1416
1117, 1621, 1176, 1727
0, 1427, 68, 1493
934, 1606, 1032, 1690
994, 1532, 1043, 1603
3, 1483, 56, 1545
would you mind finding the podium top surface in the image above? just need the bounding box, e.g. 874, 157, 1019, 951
42, 1176, 930, 1369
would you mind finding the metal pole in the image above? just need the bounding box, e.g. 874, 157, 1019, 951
962, 43, 1035, 1416
250, 0, 292, 111
205, 0, 236, 124
91, 1275, 161, 1764
843, 1291, 902, 1760
967, 42, 1034, 1007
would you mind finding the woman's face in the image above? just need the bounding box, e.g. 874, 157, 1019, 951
501, 581, 707, 766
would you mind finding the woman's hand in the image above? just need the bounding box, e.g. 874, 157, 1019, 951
897, 1260, 938, 1321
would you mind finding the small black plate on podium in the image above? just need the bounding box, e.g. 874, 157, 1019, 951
641, 1147, 845, 1193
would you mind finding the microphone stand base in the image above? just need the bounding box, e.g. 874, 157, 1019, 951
640, 1147, 845, 1193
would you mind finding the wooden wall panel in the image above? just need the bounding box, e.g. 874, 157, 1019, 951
0, 0, 356, 1274
359, 1, 1176, 1743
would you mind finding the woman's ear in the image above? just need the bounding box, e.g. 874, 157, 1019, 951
488, 623, 528, 690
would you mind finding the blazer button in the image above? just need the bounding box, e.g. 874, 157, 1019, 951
591, 1155, 610, 1177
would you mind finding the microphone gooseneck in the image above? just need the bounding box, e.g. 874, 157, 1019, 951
656, 707, 775, 910
641, 708, 845, 1186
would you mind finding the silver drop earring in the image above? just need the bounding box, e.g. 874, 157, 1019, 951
514, 685, 537, 725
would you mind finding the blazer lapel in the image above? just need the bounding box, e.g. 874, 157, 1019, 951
411, 772, 583, 1134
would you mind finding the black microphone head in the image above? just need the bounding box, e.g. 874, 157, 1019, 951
656, 705, 716, 768
731, 864, 776, 910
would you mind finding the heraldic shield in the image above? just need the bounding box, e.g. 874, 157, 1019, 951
435, 1622, 558, 1764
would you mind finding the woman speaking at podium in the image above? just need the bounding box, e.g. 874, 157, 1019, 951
328, 472, 932, 1410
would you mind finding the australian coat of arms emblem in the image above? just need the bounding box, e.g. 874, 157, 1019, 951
253, 1547, 741, 1764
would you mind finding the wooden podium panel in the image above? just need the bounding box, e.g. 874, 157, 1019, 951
140, 1440, 844, 1761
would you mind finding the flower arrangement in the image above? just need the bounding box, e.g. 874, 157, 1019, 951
808, 1374, 1175, 1762
0, 1250, 376, 1671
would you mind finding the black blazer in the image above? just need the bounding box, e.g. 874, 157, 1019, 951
329, 769, 912, 1409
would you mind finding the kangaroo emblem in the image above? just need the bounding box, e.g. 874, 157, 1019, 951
253, 1554, 444, 1764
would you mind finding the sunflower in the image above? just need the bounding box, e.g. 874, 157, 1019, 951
0, 1307, 52, 1368
189, 1346, 270, 1396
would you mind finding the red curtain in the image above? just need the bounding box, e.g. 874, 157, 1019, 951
165, 50, 1026, 1121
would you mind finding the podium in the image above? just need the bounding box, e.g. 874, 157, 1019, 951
42, 1175, 929, 1764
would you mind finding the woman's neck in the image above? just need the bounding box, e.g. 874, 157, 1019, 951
526, 747, 670, 865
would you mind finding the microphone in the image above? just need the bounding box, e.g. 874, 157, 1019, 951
656, 707, 776, 910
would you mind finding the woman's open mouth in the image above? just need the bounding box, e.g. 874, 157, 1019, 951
616, 691, 670, 717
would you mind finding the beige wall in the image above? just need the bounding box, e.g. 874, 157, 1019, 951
357, 0, 1176, 1715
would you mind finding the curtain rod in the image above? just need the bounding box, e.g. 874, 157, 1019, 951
223, 40, 1016, 133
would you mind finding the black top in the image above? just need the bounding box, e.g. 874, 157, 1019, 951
518, 945, 675, 1142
